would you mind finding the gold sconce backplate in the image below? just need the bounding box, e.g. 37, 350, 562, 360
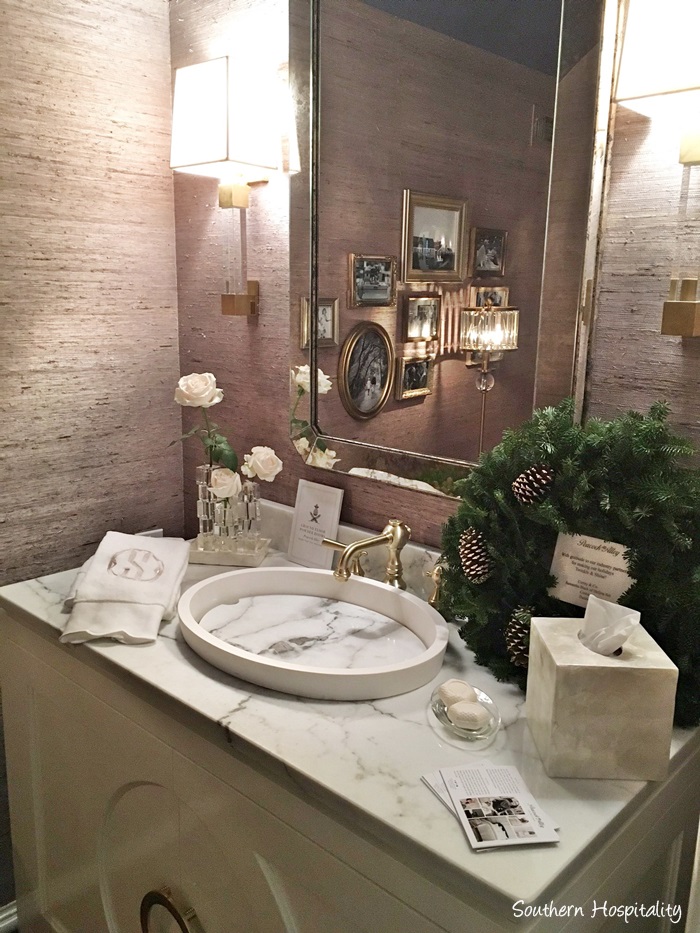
662, 278, 700, 336
221, 281, 260, 316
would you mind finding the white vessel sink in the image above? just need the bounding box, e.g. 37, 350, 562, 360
177, 566, 449, 700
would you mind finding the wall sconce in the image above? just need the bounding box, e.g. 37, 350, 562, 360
170, 57, 299, 316
615, 0, 700, 336
459, 305, 519, 455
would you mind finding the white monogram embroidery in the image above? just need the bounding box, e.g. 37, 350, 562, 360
107, 548, 164, 581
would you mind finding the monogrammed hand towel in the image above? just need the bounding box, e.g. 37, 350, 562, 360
60, 531, 189, 645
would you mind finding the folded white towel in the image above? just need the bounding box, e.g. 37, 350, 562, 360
60, 531, 190, 645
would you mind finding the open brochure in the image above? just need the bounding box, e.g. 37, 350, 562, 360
422, 764, 559, 850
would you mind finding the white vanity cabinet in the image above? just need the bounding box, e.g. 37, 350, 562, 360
1, 558, 699, 933
0, 614, 458, 933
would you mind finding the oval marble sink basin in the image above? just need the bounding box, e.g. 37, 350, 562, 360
177, 567, 449, 700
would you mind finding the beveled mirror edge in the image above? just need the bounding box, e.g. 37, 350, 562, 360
299, 0, 623, 496
571, 0, 627, 422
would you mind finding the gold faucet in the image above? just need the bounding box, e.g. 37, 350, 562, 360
325, 520, 411, 589
321, 538, 366, 577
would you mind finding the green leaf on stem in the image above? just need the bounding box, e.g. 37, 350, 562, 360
205, 434, 238, 471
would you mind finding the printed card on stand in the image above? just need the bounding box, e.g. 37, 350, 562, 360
287, 480, 344, 569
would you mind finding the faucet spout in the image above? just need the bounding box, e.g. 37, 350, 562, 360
333, 519, 411, 589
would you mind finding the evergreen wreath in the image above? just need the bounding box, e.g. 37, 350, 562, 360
440, 399, 700, 727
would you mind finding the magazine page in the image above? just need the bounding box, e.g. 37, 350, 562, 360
439, 764, 560, 850
421, 762, 494, 816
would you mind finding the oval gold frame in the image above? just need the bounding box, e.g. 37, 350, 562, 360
338, 321, 394, 421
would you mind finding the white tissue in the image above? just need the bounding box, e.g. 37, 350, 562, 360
578, 594, 640, 656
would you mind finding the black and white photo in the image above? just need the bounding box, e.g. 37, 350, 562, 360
404, 294, 441, 341
401, 190, 468, 283
349, 254, 397, 307
339, 322, 394, 419
299, 297, 339, 349
396, 356, 433, 400
470, 227, 507, 277
469, 285, 510, 308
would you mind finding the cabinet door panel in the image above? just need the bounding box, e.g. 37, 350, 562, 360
17, 656, 174, 933
174, 753, 448, 933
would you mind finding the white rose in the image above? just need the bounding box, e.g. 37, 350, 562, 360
175, 372, 223, 408
307, 446, 340, 470
209, 467, 242, 499
292, 365, 311, 393
291, 366, 332, 395
317, 368, 332, 395
241, 446, 283, 482
293, 437, 311, 459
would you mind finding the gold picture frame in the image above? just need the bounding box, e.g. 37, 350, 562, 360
338, 321, 394, 420
468, 285, 510, 307
300, 297, 339, 349
395, 356, 434, 400
348, 254, 397, 307
403, 293, 441, 342
401, 189, 469, 283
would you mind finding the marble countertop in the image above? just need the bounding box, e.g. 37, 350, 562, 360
0, 504, 697, 911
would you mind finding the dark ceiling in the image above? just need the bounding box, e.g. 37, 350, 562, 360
358, 0, 564, 76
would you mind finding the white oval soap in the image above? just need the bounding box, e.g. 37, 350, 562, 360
447, 699, 491, 731
437, 679, 478, 707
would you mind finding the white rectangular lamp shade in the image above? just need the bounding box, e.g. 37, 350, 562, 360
615, 0, 700, 106
170, 57, 285, 182
460, 308, 519, 353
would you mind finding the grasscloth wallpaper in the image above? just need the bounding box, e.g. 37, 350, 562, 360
1, 0, 697, 591
0, 0, 182, 585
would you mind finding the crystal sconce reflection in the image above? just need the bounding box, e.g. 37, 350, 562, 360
460, 305, 519, 388
615, 0, 700, 336
460, 305, 519, 456
170, 56, 299, 316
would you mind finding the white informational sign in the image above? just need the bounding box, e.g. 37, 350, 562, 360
548, 532, 634, 608
287, 480, 344, 569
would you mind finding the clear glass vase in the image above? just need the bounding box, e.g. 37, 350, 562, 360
195, 464, 217, 551
194, 467, 266, 560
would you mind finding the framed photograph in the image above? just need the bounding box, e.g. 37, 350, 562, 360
404, 294, 441, 342
349, 254, 397, 307
401, 189, 468, 283
468, 285, 510, 308
338, 321, 394, 420
300, 297, 339, 349
470, 227, 508, 277
395, 356, 433, 400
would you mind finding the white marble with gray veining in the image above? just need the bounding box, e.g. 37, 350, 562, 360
200, 595, 426, 669
0, 500, 697, 909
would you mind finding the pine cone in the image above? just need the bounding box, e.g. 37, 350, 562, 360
458, 528, 492, 584
512, 463, 555, 505
505, 606, 533, 668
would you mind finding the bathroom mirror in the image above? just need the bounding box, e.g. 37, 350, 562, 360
300, 0, 617, 494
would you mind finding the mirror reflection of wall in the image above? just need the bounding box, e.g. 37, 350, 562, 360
307, 0, 606, 483
316, 0, 561, 464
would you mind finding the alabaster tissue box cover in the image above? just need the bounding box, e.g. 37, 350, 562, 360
525, 618, 678, 781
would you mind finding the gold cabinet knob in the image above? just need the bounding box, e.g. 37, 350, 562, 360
140, 886, 202, 933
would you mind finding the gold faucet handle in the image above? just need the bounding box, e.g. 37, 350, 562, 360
425, 562, 444, 608
321, 538, 366, 577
